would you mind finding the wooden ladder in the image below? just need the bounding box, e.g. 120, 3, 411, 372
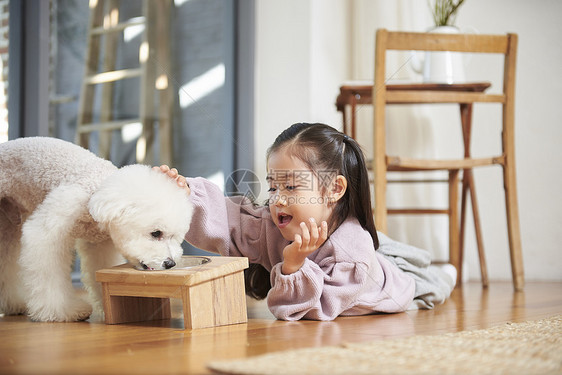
76, 0, 173, 165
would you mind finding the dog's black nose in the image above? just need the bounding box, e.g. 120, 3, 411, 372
163, 258, 176, 269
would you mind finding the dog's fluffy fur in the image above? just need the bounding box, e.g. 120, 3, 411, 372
0, 137, 193, 322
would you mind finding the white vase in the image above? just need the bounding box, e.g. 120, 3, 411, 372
420, 26, 466, 84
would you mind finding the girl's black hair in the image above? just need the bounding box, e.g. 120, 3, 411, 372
244, 122, 379, 300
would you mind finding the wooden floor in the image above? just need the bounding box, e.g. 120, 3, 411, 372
1, 282, 561, 375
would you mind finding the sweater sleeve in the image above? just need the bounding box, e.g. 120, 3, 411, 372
183, 177, 230, 256
184, 177, 284, 267
267, 257, 373, 321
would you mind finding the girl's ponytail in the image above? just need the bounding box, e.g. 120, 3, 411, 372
339, 135, 379, 249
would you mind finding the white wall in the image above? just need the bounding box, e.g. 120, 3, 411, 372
253, 0, 562, 282
254, 0, 349, 181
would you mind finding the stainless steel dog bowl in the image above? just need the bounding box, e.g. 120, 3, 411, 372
138, 256, 211, 271
175, 256, 211, 269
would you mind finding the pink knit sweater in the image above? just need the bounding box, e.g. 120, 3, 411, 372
185, 177, 415, 321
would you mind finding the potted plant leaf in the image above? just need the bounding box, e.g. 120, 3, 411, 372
430, 0, 466, 27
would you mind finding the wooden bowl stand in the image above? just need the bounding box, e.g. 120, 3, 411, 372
95, 256, 248, 329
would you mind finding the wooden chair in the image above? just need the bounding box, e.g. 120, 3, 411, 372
372, 29, 523, 290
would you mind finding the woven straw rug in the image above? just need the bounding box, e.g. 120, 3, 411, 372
208, 315, 562, 375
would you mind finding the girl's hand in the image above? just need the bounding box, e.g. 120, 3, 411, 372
281, 218, 328, 275
153, 165, 191, 195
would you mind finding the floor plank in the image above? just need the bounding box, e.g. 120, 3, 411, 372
1, 282, 561, 374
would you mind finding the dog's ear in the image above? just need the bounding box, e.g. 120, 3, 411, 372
88, 166, 144, 225
88, 164, 159, 226
88, 183, 128, 226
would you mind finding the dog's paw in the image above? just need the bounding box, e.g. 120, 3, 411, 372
28, 298, 93, 322
0, 291, 28, 316
0, 304, 27, 316
88, 307, 105, 323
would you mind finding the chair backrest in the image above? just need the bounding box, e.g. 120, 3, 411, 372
373, 28, 517, 119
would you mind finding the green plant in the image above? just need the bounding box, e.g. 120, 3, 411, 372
429, 0, 466, 27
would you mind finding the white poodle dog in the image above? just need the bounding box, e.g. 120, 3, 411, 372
0, 137, 193, 322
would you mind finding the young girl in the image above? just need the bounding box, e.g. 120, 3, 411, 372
160, 122, 455, 321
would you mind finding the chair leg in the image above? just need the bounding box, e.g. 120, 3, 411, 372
374, 174, 388, 234
373, 120, 388, 233
448, 170, 461, 287
459, 173, 468, 282
466, 170, 489, 287
461, 170, 489, 287
503, 164, 524, 291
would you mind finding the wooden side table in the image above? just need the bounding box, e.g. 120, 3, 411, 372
95, 256, 249, 329
335, 82, 491, 286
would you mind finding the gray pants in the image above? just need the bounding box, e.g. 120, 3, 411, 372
377, 232, 455, 310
